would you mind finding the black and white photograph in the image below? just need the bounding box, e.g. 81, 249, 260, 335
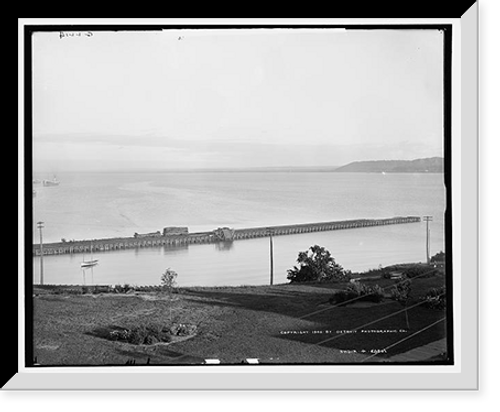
26, 24, 453, 369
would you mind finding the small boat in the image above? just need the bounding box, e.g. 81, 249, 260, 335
81, 242, 98, 268
81, 259, 99, 268
43, 176, 60, 186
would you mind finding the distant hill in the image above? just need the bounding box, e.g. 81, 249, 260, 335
333, 157, 444, 173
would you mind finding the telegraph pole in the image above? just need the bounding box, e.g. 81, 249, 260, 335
37, 221, 44, 285
267, 229, 274, 285
423, 216, 433, 264
32, 189, 36, 243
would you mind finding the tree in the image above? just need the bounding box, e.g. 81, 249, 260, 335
160, 268, 178, 297
287, 245, 349, 283
160, 268, 178, 322
430, 251, 445, 264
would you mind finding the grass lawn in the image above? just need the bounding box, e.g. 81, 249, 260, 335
31, 271, 449, 366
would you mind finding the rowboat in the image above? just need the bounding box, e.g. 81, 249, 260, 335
81, 259, 99, 268
81, 242, 98, 268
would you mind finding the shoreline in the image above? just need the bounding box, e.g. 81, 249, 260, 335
31, 261, 434, 290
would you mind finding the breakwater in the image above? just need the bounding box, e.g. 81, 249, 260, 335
32, 216, 421, 256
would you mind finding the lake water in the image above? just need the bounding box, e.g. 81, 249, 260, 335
31, 171, 446, 286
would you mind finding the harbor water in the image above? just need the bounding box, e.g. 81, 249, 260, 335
31, 171, 446, 286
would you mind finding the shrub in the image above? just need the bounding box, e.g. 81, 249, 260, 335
367, 284, 385, 302
63, 287, 84, 295
109, 323, 173, 345
420, 287, 446, 310
169, 323, 197, 336
346, 282, 364, 296
114, 284, 134, 293
106, 321, 198, 345
430, 251, 445, 264
390, 277, 412, 302
81, 285, 114, 294
390, 277, 413, 329
287, 245, 350, 283
402, 265, 437, 279
329, 282, 385, 306
288, 264, 316, 283
329, 289, 358, 306
93, 285, 113, 294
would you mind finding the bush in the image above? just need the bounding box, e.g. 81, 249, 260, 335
93, 285, 113, 294
420, 287, 446, 310
287, 245, 351, 283
366, 284, 385, 302
329, 289, 358, 306
114, 284, 135, 293
430, 251, 445, 264
81, 285, 114, 295
106, 321, 198, 345
108, 323, 172, 345
390, 277, 412, 302
363, 267, 393, 279
169, 323, 197, 336
402, 265, 437, 279
353, 264, 438, 281
329, 282, 385, 306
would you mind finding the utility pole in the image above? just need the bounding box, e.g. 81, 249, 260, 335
423, 216, 433, 264
37, 221, 44, 285
32, 189, 36, 243
267, 229, 274, 285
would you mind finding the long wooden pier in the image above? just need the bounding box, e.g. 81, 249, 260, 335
32, 216, 421, 256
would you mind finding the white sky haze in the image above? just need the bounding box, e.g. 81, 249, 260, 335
32, 28, 444, 172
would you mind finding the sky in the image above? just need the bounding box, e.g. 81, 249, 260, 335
31, 28, 444, 172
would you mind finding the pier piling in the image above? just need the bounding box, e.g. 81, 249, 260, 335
33, 216, 421, 256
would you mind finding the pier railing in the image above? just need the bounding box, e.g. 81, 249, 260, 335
32, 216, 421, 256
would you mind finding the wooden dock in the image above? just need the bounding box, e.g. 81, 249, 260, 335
32, 216, 421, 256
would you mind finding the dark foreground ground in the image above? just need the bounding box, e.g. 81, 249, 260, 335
31, 269, 448, 366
